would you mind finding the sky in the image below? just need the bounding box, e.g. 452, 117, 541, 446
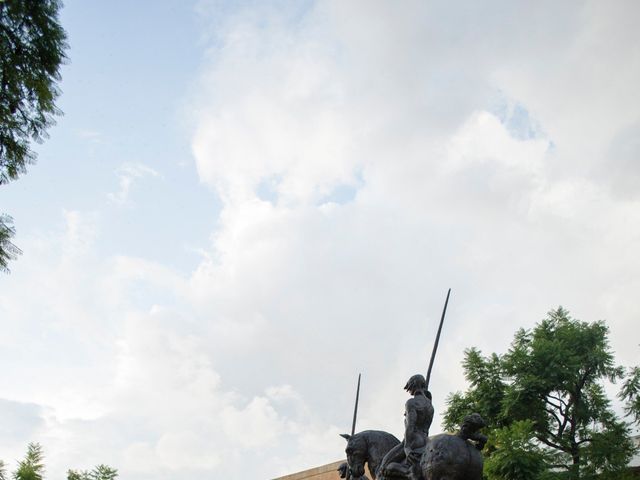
1, 0, 639, 478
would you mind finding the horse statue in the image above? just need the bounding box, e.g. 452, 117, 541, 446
418, 431, 484, 480
341, 292, 486, 480
337, 461, 370, 480
341, 430, 401, 479
342, 416, 486, 480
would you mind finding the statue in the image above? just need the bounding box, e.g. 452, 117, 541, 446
343, 417, 485, 480
342, 290, 487, 480
377, 375, 433, 479
338, 461, 370, 480
341, 430, 401, 479
418, 429, 484, 480
348, 379, 484, 480
457, 412, 487, 450
342, 376, 486, 480
340, 374, 390, 479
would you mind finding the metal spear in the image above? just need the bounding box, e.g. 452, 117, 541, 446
351, 373, 361, 436
346, 373, 361, 480
425, 288, 451, 391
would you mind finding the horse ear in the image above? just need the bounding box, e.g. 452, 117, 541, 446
340, 433, 351, 441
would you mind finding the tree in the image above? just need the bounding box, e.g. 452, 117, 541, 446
483, 420, 548, 480
13, 443, 44, 480
67, 465, 119, 480
0, 0, 67, 184
1, 444, 117, 480
0, 214, 21, 272
0, 0, 68, 271
90, 465, 118, 480
620, 366, 640, 425
443, 307, 639, 480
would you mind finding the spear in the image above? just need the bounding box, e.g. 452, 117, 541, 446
425, 288, 451, 391
351, 373, 361, 436
346, 373, 361, 480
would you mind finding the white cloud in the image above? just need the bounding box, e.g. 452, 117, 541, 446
187, 0, 640, 468
107, 163, 161, 206
221, 396, 285, 448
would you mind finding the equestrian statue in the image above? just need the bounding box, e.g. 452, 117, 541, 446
340, 290, 487, 480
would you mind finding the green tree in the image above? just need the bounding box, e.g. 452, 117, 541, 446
67, 464, 118, 480
620, 366, 640, 425
0, 0, 67, 184
13, 443, 44, 480
90, 465, 118, 480
483, 421, 548, 480
444, 307, 639, 480
2, 444, 118, 480
0, 0, 68, 271
0, 214, 21, 272
66, 471, 85, 480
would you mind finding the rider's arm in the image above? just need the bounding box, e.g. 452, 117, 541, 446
404, 400, 417, 439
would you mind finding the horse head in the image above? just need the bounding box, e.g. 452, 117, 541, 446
341, 433, 368, 478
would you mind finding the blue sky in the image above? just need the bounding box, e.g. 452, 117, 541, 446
1, 1, 640, 478
4, 0, 218, 273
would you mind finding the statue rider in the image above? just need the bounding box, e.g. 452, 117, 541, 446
379, 374, 434, 480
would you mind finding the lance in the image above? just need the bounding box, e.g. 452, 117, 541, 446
425, 288, 451, 391
346, 373, 361, 480
351, 373, 361, 436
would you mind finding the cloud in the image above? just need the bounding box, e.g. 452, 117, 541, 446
188, 0, 640, 462
0, 399, 45, 445
0, 209, 345, 478
107, 163, 161, 206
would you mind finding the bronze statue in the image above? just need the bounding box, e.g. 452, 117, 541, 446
341, 430, 401, 479
338, 461, 370, 480
457, 413, 487, 450
377, 374, 433, 479
347, 381, 484, 480
418, 430, 484, 480
343, 290, 486, 480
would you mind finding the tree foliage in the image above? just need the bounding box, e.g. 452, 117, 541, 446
444, 307, 639, 480
0, 444, 117, 480
0, 0, 67, 184
0, 214, 21, 272
620, 366, 640, 426
483, 421, 548, 480
13, 443, 44, 480
0, 0, 67, 272
67, 464, 118, 480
